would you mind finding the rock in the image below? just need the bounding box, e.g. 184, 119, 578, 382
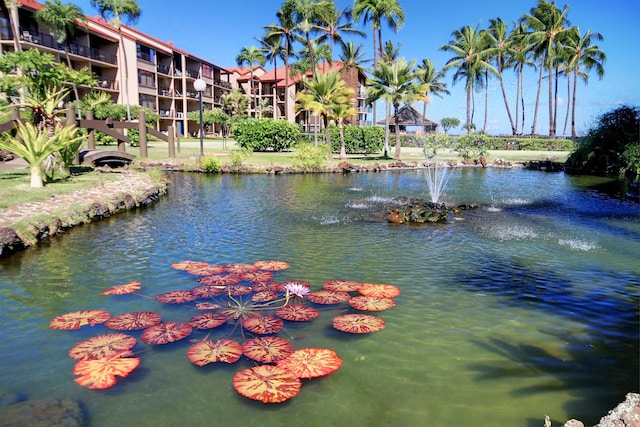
0, 397, 86, 427
0, 227, 24, 258
563, 420, 584, 427
478, 157, 487, 167
596, 392, 640, 427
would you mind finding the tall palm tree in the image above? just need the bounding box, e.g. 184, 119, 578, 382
315, 4, 365, 61
339, 41, 370, 74
35, 0, 88, 118
256, 32, 285, 119
353, 0, 405, 125
486, 18, 516, 135
505, 21, 536, 135
90, 0, 141, 122
291, 0, 326, 76
236, 46, 266, 118
264, 0, 297, 122
295, 69, 353, 159
523, 0, 573, 137
441, 25, 497, 134
366, 58, 427, 160
328, 101, 357, 160
565, 27, 605, 139
416, 58, 449, 130
4, 0, 21, 52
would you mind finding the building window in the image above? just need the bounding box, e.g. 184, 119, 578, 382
136, 43, 155, 63
139, 94, 156, 110
202, 64, 212, 78
138, 70, 155, 88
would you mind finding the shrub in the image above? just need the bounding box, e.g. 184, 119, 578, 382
294, 142, 327, 172
455, 133, 489, 160
198, 155, 222, 173
230, 147, 250, 168
232, 118, 302, 151
327, 125, 384, 154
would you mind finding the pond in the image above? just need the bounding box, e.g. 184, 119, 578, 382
0, 168, 638, 426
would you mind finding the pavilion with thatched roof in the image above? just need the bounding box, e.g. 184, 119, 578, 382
377, 104, 438, 134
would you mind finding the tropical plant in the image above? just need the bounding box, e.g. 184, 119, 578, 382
295, 69, 354, 159
0, 120, 84, 187
440, 118, 460, 134
198, 155, 222, 173
455, 133, 489, 160
236, 46, 267, 117
257, 32, 285, 119
328, 101, 357, 159
522, 0, 573, 137
231, 118, 302, 152
505, 22, 536, 135
485, 18, 516, 135
222, 89, 249, 120
441, 25, 498, 134
35, 0, 88, 117
90, 0, 141, 121
289, 0, 329, 76
366, 58, 427, 160
293, 141, 328, 171
315, 4, 365, 60
416, 59, 449, 129
564, 27, 605, 139
339, 41, 370, 74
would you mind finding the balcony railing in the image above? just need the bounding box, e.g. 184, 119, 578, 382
157, 64, 171, 75
96, 79, 118, 90
214, 79, 232, 89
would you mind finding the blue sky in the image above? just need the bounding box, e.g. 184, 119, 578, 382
71, 0, 639, 136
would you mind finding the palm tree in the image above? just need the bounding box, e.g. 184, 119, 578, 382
315, 4, 365, 61
4, 0, 21, 52
505, 22, 536, 135
236, 46, 267, 118
90, 0, 141, 122
256, 32, 285, 119
523, 0, 573, 137
328, 101, 357, 160
486, 18, 516, 135
295, 69, 354, 159
221, 89, 249, 120
353, 0, 405, 124
416, 58, 449, 130
339, 41, 370, 74
565, 27, 605, 139
366, 58, 427, 160
35, 0, 88, 118
441, 25, 497, 134
291, 0, 326, 76
264, 0, 297, 122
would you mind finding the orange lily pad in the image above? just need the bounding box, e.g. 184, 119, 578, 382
102, 281, 141, 295
171, 260, 207, 271
187, 339, 242, 366
348, 296, 396, 311
277, 348, 343, 379
191, 285, 226, 299
242, 270, 274, 283
307, 290, 351, 304
73, 351, 140, 390
189, 312, 228, 329
358, 283, 401, 298
105, 311, 162, 331
69, 333, 137, 361
141, 322, 192, 345
333, 313, 386, 333
233, 365, 301, 403
155, 290, 197, 304
241, 336, 293, 363
49, 310, 111, 330
253, 260, 291, 271
197, 273, 242, 286
224, 263, 259, 274
252, 290, 281, 303
243, 315, 283, 335
275, 304, 320, 321
195, 302, 222, 310
323, 279, 362, 292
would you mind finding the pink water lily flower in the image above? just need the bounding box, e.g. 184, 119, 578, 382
283, 282, 311, 299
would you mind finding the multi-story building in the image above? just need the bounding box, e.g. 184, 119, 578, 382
0, 0, 370, 138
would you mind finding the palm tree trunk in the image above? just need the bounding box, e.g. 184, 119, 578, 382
371, 28, 377, 130
63, 48, 81, 119
30, 165, 44, 188
548, 64, 555, 137
324, 115, 332, 160
515, 64, 522, 134
466, 86, 472, 134
483, 72, 488, 133
118, 30, 131, 121
284, 39, 290, 122
562, 73, 570, 137
384, 100, 390, 157
339, 123, 346, 159
531, 64, 544, 135
571, 68, 578, 139
498, 72, 516, 135
393, 103, 401, 160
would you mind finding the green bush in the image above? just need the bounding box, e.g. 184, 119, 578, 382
294, 142, 327, 172
199, 155, 222, 173
327, 125, 384, 154
455, 133, 490, 160
232, 118, 302, 151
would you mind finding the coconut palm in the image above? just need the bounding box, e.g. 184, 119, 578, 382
222, 89, 249, 119
236, 46, 267, 118
366, 58, 427, 160
328, 101, 357, 160
564, 27, 605, 139
441, 25, 497, 134
264, 1, 297, 122
485, 18, 516, 135
315, 4, 365, 61
290, 0, 327, 76
416, 59, 449, 130
295, 69, 354, 159
339, 41, 370, 74
257, 32, 285, 118
505, 22, 536, 135
90, 0, 141, 122
353, 0, 405, 123
35, 0, 88, 118
522, 0, 573, 137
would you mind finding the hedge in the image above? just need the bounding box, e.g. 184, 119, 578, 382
232, 118, 303, 151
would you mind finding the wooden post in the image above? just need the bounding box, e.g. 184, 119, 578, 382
86, 111, 96, 150
176, 126, 180, 153
112, 118, 125, 152
65, 107, 75, 126
138, 110, 148, 158
168, 125, 175, 158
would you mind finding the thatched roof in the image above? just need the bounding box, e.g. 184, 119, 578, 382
377, 104, 438, 132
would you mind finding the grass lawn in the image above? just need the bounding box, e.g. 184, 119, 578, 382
0, 137, 570, 208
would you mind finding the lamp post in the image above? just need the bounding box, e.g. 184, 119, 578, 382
193, 78, 206, 156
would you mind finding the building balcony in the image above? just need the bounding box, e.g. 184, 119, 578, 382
17, 28, 117, 65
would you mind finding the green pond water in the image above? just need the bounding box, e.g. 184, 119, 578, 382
0, 168, 638, 427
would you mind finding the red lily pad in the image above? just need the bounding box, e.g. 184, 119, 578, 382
69, 333, 137, 361
189, 312, 228, 329
323, 279, 362, 292
141, 322, 192, 345
241, 336, 293, 363
106, 311, 162, 331
187, 339, 242, 366
73, 351, 140, 390
307, 290, 351, 304
243, 315, 283, 335
233, 365, 301, 403
155, 290, 197, 304
253, 260, 291, 271
277, 348, 343, 379
358, 283, 401, 298
332, 313, 386, 334
275, 304, 320, 321
348, 296, 396, 311
49, 310, 111, 330
102, 281, 141, 295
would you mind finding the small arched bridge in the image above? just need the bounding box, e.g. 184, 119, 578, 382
80, 150, 136, 168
